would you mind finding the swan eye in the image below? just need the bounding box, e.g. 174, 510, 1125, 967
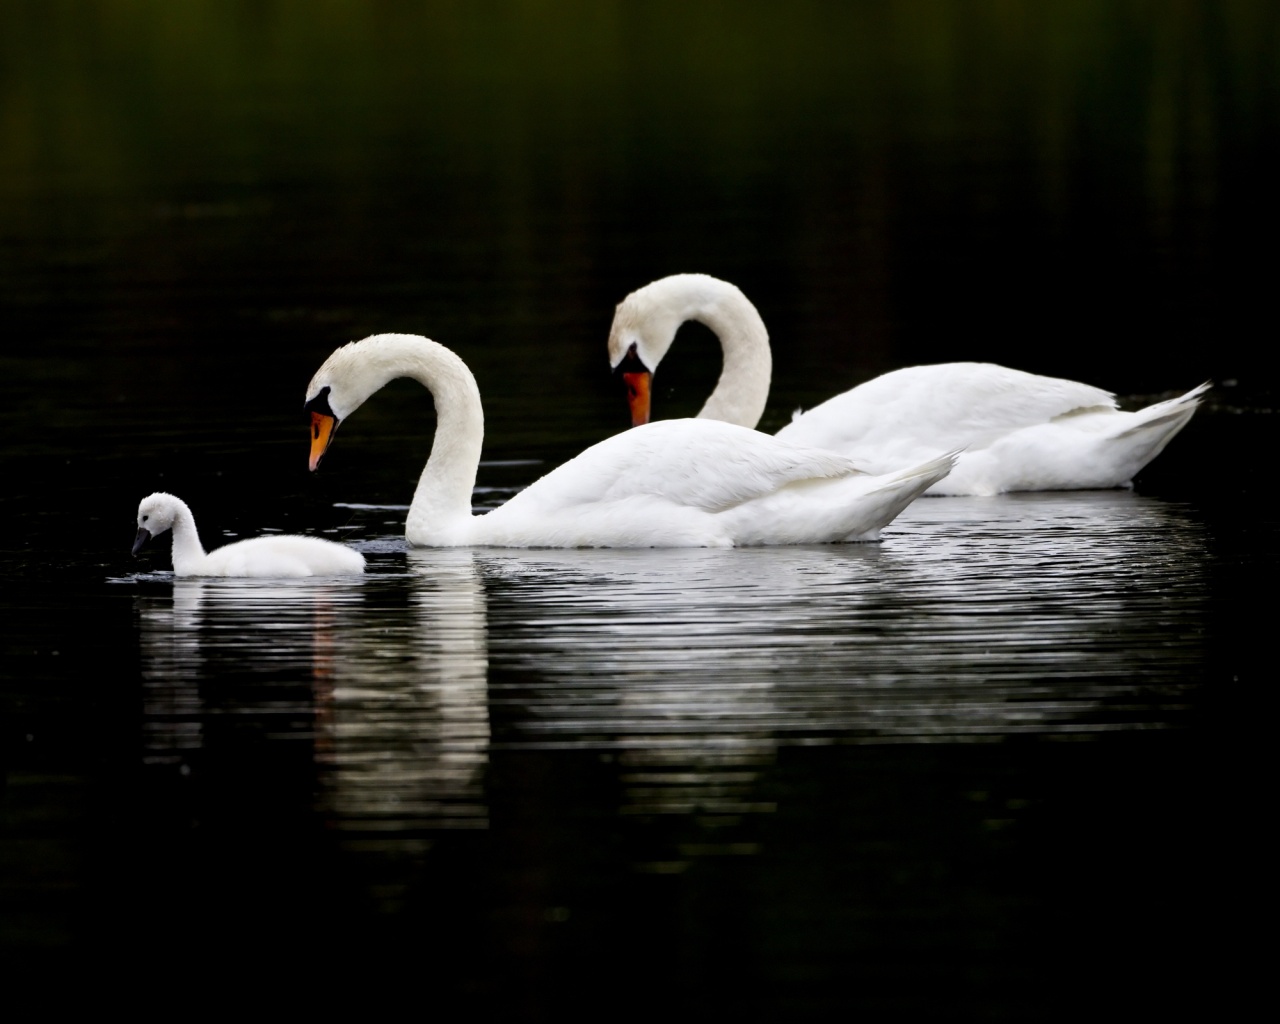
141, 515, 149, 522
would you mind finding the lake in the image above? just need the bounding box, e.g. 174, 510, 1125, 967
1, 2, 1273, 1016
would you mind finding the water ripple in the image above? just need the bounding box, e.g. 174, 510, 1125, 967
130, 490, 1209, 838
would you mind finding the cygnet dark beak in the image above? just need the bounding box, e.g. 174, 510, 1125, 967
132, 527, 152, 557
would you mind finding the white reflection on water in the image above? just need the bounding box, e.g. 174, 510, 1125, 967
475, 491, 1208, 827
133, 552, 490, 839
480, 491, 1208, 747
319, 550, 489, 834
134, 577, 350, 772
134, 490, 1209, 841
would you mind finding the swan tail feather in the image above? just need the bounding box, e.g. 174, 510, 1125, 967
1112, 381, 1210, 442
839, 449, 961, 541
1064, 381, 1210, 488
868, 449, 962, 494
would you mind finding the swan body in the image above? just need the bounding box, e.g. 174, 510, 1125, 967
304, 333, 957, 547
132, 492, 365, 577
608, 273, 1209, 496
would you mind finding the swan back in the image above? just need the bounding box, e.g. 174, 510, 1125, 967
201, 535, 366, 577
774, 364, 1208, 495
472, 419, 951, 548
775, 362, 1119, 455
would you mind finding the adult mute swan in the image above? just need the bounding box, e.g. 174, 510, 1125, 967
608, 274, 1210, 496
132, 492, 365, 577
304, 333, 957, 548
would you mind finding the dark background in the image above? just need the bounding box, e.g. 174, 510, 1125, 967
4, 1, 1275, 416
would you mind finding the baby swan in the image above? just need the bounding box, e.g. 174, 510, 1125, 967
131, 492, 365, 577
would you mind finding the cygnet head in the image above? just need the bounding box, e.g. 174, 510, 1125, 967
133, 492, 183, 556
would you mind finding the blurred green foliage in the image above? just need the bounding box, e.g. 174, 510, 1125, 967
4, 0, 1275, 201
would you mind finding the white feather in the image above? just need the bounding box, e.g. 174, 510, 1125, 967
608, 274, 1209, 496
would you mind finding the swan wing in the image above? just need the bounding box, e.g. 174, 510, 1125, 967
508, 419, 861, 515
469, 419, 878, 548
776, 362, 1118, 456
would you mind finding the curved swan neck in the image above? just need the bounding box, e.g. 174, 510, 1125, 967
610, 274, 772, 429
310, 334, 485, 545
691, 286, 771, 429
166, 499, 208, 575
406, 347, 485, 543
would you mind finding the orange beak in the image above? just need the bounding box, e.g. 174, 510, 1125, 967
623, 370, 652, 427
309, 411, 338, 471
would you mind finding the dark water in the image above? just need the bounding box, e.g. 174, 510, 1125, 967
2, 2, 1275, 1016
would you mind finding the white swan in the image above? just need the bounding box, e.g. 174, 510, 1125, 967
304, 333, 957, 548
608, 273, 1210, 496
132, 492, 365, 577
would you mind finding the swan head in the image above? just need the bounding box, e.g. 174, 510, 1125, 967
133, 492, 182, 556
607, 274, 757, 428
607, 278, 704, 427
304, 333, 482, 473
303, 334, 406, 471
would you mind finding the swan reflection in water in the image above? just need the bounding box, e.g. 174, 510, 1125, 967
325, 549, 490, 835
133, 550, 491, 847
134, 490, 1210, 859
476, 489, 1210, 835
480, 490, 1209, 741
